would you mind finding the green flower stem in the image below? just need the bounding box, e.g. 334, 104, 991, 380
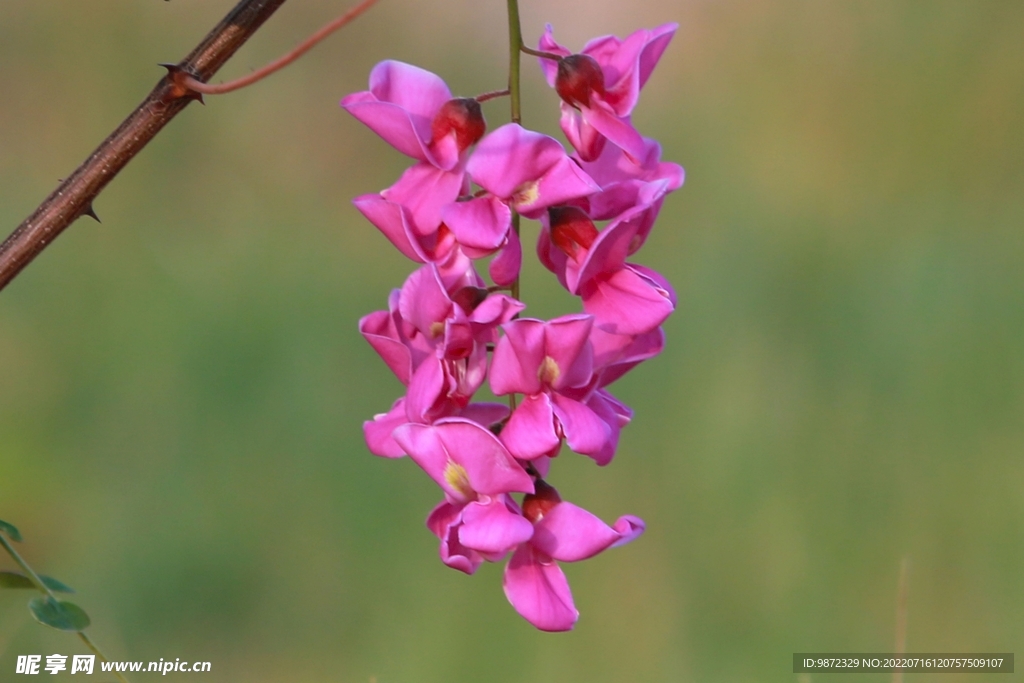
77, 631, 128, 683
0, 533, 129, 683
506, 0, 523, 126
506, 0, 523, 414
506, 0, 523, 302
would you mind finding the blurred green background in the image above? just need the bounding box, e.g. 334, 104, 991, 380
1, 1, 1022, 681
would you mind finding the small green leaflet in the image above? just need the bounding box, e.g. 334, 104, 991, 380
28, 596, 91, 632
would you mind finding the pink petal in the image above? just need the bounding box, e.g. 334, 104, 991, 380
426, 501, 482, 574
383, 163, 465, 237
543, 315, 595, 390
582, 389, 633, 466
398, 265, 453, 339
611, 515, 646, 548
634, 25, 678, 98
434, 248, 481, 292
490, 319, 547, 395
530, 502, 622, 562
441, 196, 511, 256
458, 402, 509, 428
359, 308, 413, 384
503, 544, 578, 632
536, 220, 570, 288
434, 419, 535, 496
458, 497, 534, 554
447, 345, 489, 401
468, 292, 525, 328
585, 179, 645, 221
560, 104, 607, 162
368, 61, 452, 128
341, 61, 452, 163
585, 25, 677, 116
570, 210, 642, 293
363, 398, 409, 458
442, 319, 475, 360
404, 356, 447, 424
591, 326, 665, 386
580, 102, 647, 162
352, 195, 425, 263
393, 422, 461, 497
467, 124, 567, 199
551, 393, 611, 460
517, 156, 601, 219
532, 455, 554, 478
427, 130, 461, 173
581, 267, 674, 336
537, 24, 571, 87
489, 229, 522, 286
628, 263, 678, 307
500, 393, 560, 460
341, 94, 430, 163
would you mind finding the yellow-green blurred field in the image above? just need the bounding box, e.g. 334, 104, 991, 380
1, 1, 1022, 681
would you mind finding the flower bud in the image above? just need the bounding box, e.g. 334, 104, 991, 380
555, 54, 605, 109
548, 206, 598, 259
431, 98, 486, 152
522, 479, 562, 523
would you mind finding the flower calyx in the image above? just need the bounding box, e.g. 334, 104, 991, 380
431, 98, 487, 153
548, 206, 598, 259
522, 479, 562, 523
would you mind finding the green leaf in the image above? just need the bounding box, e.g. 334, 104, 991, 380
40, 575, 76, 593
0, 571, 32, 589
0, 571, 75, 593
28, 596, 91, 632
0, 519, 22, 542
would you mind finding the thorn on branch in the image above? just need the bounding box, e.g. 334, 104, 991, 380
82, 205, 100, 223
159, 64, 205, 104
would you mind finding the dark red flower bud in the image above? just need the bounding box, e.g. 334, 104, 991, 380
522, 479, 562, 523
450, 286, 489, 315
555, 54, 606, 109
548, 206, 598, 259
431, 98, 486, 152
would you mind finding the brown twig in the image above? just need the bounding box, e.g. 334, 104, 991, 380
0, 0, 292, 291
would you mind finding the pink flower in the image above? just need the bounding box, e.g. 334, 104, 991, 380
503, 480, 644, 631
426, 494, 533, 575
490, 315, 621, 462
343, 61, 486, 254
540, 206, 675, 336
341, 60, 484, 170
393, 419, 536, 573
537, 24, 677, 161
361, 264, 522, 456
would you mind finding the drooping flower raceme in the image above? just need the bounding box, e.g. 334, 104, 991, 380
344, 22, 681, 631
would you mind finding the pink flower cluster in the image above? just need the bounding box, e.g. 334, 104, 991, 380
343, 23, 682, 631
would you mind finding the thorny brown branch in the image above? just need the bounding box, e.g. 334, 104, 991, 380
0, 0, 291, 291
